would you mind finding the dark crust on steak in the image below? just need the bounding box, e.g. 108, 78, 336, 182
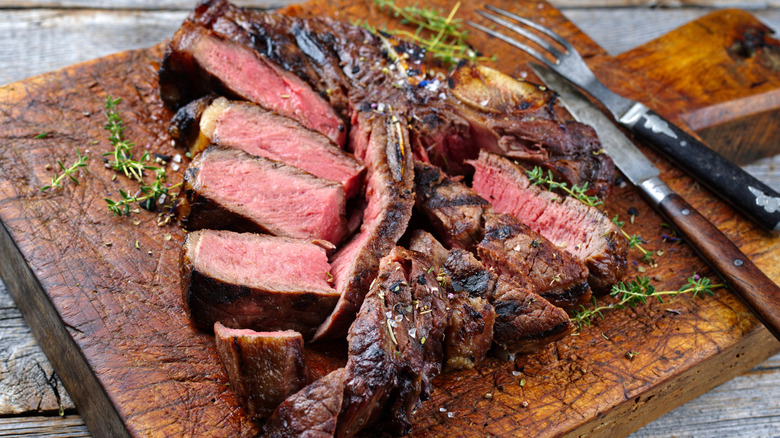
414, 160, 492, 251
478, 213, 592, 309
264, 368, 347, 438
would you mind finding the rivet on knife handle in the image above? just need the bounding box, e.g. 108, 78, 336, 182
620, 103, 780, 232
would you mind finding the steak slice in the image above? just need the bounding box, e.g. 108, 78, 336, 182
313, 113, 415, 341
414, 161, 492, 250
159, 21, 346, 146
168, 93, 216, 154
470, 151, 627, 291
441, 249, 496, 371
264, 368, 347, 438
489, 276, 572, 357
192, 97, 365, 198
339, 246, 447, 436
178, 146, 348, 245
477, 213, 592, 309
181, 230, 339, 338
213, 323, 306, 421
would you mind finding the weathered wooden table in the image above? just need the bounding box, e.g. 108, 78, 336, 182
0, 1, 778, 437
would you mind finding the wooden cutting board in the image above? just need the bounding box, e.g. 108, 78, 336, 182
1, 0, 778, 436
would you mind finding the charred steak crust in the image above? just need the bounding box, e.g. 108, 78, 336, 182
213, 323, 306, 421
414, 160, 493, 251
181, 230, 339, 338
477, 213, 592, 309
264, 368, 348, 438
470, 150, 627, 292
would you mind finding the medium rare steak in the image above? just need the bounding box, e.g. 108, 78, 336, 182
264, 368, 347, 438
478, 213, 592, 309
313, 113, 414, 341
181, 230, 339, 338
159, 21, 346, 146
178, 146, 348, 245
213, 323, 306, 421
173, 97, 365, 197
470, 151, 627, 291
414, 160, 492, 250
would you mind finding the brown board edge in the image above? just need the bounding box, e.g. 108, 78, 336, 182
0, 220, 131, 438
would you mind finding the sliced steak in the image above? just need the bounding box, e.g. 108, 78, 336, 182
181, 230, 339, 338
477, 213, 592, 309
264, 368, 347, 438
489, 276, 572, 357
470, 151, 627, 291
159, 21, 346, 146
313, 113, 414, 341
441, 249, 495, 371
193, 97, 364, 198
178, 146, 348, 245
339, 246, 447, 436
213, 323, 306, 421
414, 161, 492, 250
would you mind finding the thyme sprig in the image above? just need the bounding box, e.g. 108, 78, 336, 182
612, 215, 655, 265
40, 148, 89, 191
102, 96, 180, 216
525, 166, 603, 208
371, 0, 492, 67
570, 275, 721, 329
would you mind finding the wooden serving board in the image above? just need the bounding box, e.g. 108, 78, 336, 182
1, 1, 779, 436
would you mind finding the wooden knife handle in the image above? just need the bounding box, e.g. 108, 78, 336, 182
624, 108, 780, 233
658, 193, 780, 340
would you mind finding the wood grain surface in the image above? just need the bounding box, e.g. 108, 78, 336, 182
1, 0, 779, 437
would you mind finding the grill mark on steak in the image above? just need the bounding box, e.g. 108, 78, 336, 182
264, 367, 347, 438
213, 323, 306, 422
470, 151, 627, 292
159, 21, 346, 146
478, 213, 592, 309
414, 160, 492, 250
339, 246, 447, 436
181, 230, 339, 338
178, 146, 349, 245
313, 114, 414, 341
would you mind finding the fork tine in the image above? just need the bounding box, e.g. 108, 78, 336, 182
466, 20, 557, 70
484, 4, 574, 53
474, 10, 564, 62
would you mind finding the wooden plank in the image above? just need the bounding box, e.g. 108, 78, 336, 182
0, 416, 90, 438
0, 281, 75, 415
0, 0, 776, 433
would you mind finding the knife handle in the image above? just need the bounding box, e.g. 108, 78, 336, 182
657, 192, 780, 340
621, 105, 780, 233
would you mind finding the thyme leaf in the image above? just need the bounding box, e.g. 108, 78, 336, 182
570, 275, 721, 330
525, 166, 603, 208
40, 148, 89, 191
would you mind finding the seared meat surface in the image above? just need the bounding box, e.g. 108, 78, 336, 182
213, 323, 306, 421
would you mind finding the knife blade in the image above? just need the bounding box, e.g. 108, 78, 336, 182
531, 62, 780, 341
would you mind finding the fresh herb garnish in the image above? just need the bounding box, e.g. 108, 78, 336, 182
525, 166, 602, 208
102, 96, 180, 216
368, 0, 493, 67
612, 215, 655, 265
570, 275, 721, 329
40, 148, 89, 191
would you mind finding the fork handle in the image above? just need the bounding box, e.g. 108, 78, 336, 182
620, 104, 780, 233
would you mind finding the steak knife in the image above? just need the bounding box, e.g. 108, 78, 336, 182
531, 63, 780, 341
